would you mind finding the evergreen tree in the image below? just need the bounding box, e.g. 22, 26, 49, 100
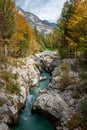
56, 0, 76, 58
0, 0, 15, 58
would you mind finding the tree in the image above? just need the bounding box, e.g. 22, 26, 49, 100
53, 0, 77, 58
10, 11, 30, 57
0, 0, 15, 58
67, 0, 87, 57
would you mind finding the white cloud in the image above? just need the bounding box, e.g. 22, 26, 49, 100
15, 0, 66, 23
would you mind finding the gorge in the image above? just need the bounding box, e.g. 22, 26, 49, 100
0, 51, 59, 130
0, 0, 87, 129
0, 51, 87, 130
11, 71, 55, 130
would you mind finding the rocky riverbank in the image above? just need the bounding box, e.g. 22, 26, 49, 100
1, 51, 86, 130
32, 58, 87, 130
0, 51, 59, 130
0, 57, 40, 129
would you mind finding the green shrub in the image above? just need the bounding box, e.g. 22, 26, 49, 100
0, 98, 4, 106
79, 59, 87, 70
7, 82, 20, 94
13, 72, 19, 80
18, 61, 25, 67
1, 71, 12, 82
59, 74, 73, 90
1, 70, 19, 81
72, 91, 81, 99
34, 65, 38, 71
59, 48, 67, 58
59, 64, 70, 73
10, 59, 25, 67
1, 71, 20, 94
79, 71, 87, 80
66, 114, 87, 130
81, 99, 87, 116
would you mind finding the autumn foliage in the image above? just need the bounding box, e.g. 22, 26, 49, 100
52, 0, 87, 59
66, 0, 87, 57
0, 0, 42, 61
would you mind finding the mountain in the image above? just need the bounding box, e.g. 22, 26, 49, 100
42, 20, 57, 28
17, 7, 56, 34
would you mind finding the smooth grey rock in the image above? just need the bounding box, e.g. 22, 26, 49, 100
32, 93, 70, 123
0, 123, 10, 130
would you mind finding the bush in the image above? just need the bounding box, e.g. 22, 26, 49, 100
79, 71, 87, 80
67, 114, 87, 130
81, 98, 87, 116
66, 114, 87, 130
13, 72, 19, 80
59, 48, 67, 58
0, 98, 5, 106
1, 71, 20, 94
79, 59, 87, 70
1, 71, 19, 81
59, 64, 70, 73
7, 82, 20, 94
1, 71, 12, 82
59, 74, 73, 90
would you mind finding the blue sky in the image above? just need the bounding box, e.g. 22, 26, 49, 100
15, 0, 66, 23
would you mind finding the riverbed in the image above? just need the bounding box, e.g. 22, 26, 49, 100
11, 71, 55, 130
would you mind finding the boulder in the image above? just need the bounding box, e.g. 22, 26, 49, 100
39, 76, 47, 81
0, 123, 10, 130
32, 93, 71, 127
34, 51, 61, 72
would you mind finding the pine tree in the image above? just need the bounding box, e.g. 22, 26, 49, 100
0, 0, 15, 58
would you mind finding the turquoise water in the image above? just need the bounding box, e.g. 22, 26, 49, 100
11, 71, 55, 130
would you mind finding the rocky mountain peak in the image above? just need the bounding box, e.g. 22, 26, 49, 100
17, 7, 57, 34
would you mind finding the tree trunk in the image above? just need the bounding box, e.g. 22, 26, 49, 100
5, 44, 8, 58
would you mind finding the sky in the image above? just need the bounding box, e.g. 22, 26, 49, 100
15, 0, 66, 23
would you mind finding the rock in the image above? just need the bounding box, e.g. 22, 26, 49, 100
0, 55, 41, 124
74, 128, 82, 130
39, 76, 47, 81
0, 51, 60, 126
56, 126, 63, 130
62, 58, 77, 68
0, 123, 10, 130
32, 57, 84, 129
34, 51, 60, 72
62, 126, 69, 130
32, 93, 71, 126
39, 89, 47, 94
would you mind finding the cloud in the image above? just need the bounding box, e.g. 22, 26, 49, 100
15, 0, 66, 23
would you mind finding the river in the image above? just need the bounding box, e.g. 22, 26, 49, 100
11, 71, 55, 130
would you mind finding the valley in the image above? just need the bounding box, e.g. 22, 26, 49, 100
0, 0, 87, 130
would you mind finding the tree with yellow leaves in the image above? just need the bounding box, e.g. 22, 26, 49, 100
10, 11, 30, 57
67, 0, 87, 57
